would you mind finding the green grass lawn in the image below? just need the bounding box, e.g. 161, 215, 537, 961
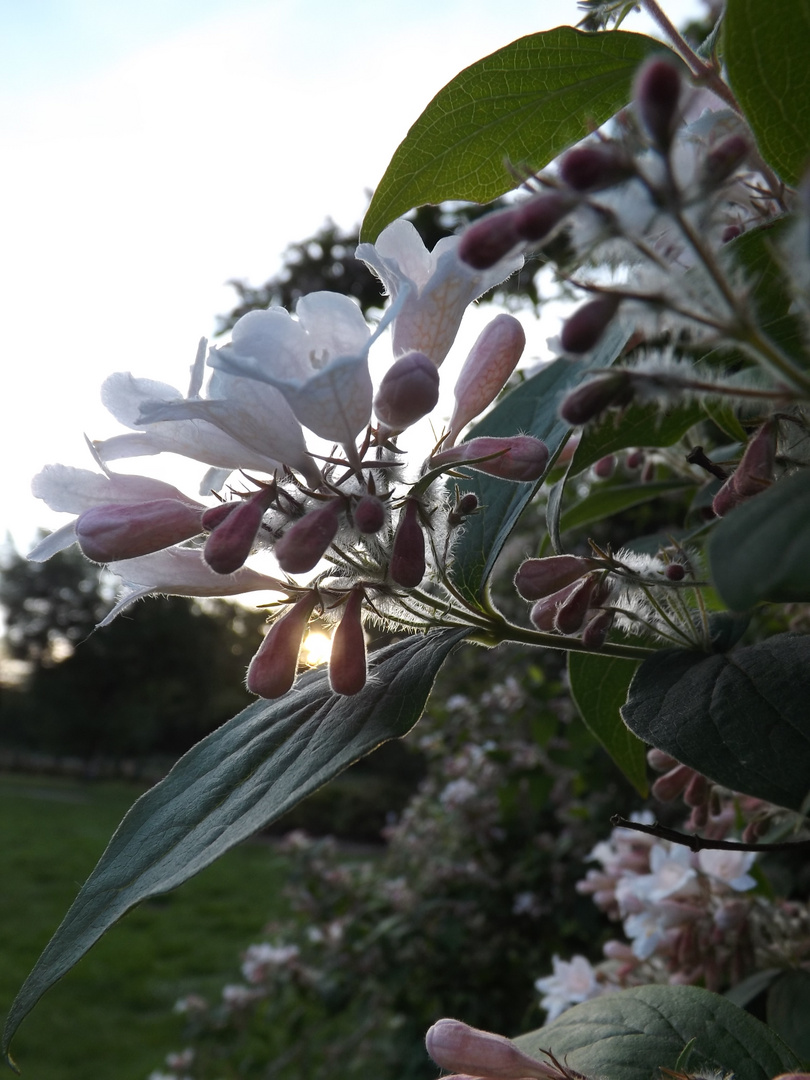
0, 772, 293, 1080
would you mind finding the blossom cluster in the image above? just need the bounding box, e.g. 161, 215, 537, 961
30, 221, 546, 698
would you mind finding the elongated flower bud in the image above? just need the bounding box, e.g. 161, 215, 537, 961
701, 134, 749, 187
447, 315, 526, 444
730, 419, 777, 497
354, 494, 386, 534
201, 500, 241, 531
512, 191, 573, 242
559, 370, 633, 425
431, 436, 549, 482
554, 573, 598, 634
458, 209, 521, 270
246, 592, 319, 698
634, 57, 683, 150
425, 1019, 555, 1080
204, 485, 276, 575
274, 500, 342, 574
559, 144, 633, 192
529, 581, 581, 631
581, 607, 615, 648
390, 498, 425, 588
374, 351, 440, 430
514, 555, 597, 601
76, 499, 203, 563
329, 588, 367, 696
560, 295, 621, 354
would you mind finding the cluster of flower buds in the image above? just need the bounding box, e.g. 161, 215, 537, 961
712, 420, 777, 517
515, 554, 615, 647
30, 221, 544, 700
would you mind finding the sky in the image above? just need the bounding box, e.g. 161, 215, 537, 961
1, 0, 704, 554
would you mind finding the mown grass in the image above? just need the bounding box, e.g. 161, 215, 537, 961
0, 773, 292, 1080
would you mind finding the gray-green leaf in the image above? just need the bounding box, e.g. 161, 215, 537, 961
2, 629, 466, 1066
361, 29, 675, 241
621, 633, 810, 811
516, 984, 801, 1080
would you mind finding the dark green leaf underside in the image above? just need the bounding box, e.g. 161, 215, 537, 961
3, 629, 466, 1064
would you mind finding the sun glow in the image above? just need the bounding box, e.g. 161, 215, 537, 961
301, 630, 333, 667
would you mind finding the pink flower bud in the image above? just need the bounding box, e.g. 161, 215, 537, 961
554, 574, 598, 634
374, 352, 440, 430
514, 555, 596, 601
647, 747, 679, 772
458, 209, 521, 270
634, 58, 683, 150
581, 607, 615, 648
683, 770, 710, 808
560, 295, 621, 354
390, 498, 425, 588
204, 486, 276, 575
353, 494, 386, 534
559, 144, 634, 191
730, 419, 776, 497
512, 191, 573, 242
246, 592, 319, 698
593, 454, 616, 479
274, 500, 342, 574
447, 315, 526, 444
665, 562, 685, 581
425, 1019, 553, 1080
431, 436, 549, 482
529, 581, 580, 631
702, 134, 749, 186
626, 449, 644, 469
651, 762, 693, 802
76, 499, 203, 563
558, 370, 632, 424
201, 501, 241, 530
448, 492, 479, 527
711, 476, 744, 517
329, 588, 367, 696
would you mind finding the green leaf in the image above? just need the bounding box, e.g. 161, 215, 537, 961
767, 969, 810, 1059
621, 633, 810, 811
568, 652, 648, 795
709, 468, 810, 609
361, 29, 674, 241
544, 478, 692, 553
516, 984, 801, 1080
449, 322, 631, 604
571, 399, 704, 475
725, 0, 810, 186
702, 398, 748, 443
2, 629, 466, 1066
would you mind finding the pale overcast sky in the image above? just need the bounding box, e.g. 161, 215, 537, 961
1, 0, 703, 552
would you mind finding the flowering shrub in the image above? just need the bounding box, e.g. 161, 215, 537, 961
6, 0, 810, 1077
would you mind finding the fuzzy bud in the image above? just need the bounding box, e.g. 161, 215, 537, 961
354, 494, 386, 534
731, 419, 777, 497
512, 191, 573, 242
76, 499, 203, 563
651, 762, 693, 802
201, 501, 241, 530
458, 210, 521, 270
425, 1019, 553, 1080
665, 562, 685, 581
390, 498, 425, 588
329, 588, 367, 696
274, 500, 342, 574
529, 581, 580, 631
559, 144, 634, 191
246, 592, 319, 698
701, 134, 749, 187
204, 485, 276, 575
581, 607, 615, 648
634, 57, 683, 150
554, 573, 598, 634
374, 351, 440, 430
560, 295, 621, 354
431, 436, 549, 482
514, 555, 597, 601
559, 370, 632, 424
448, 492, 479, 527
647, 747, 679, 772
447, 315, 526, 444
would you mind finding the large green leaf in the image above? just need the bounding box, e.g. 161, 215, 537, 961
725, 0, 810, 186
621, 633, 810, 811
2, 629, 466, 1066
361, 29, 674, 241
767, 969, 810, 1060
709, 468, 810, 610
568, 652, 648, 795
449, 323, 631, 604
516, 984, 801, 1080
571, 399, 704, 475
